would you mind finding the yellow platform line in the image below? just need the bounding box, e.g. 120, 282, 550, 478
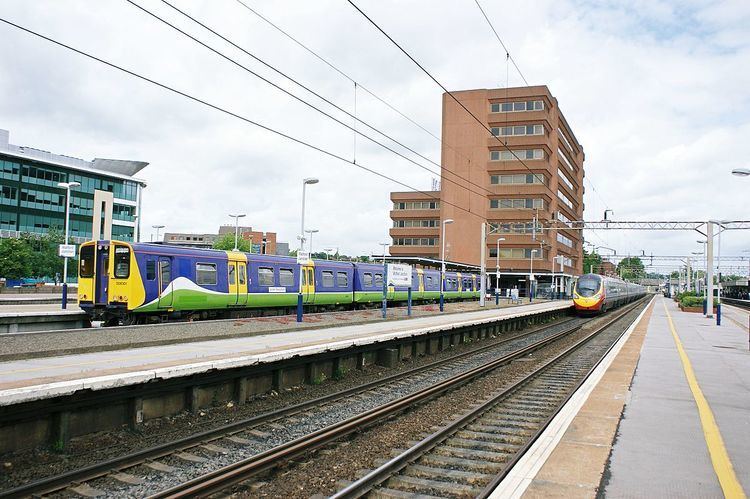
663, 300, 747, 499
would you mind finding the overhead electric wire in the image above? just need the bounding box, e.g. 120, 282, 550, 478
472, 0, 529, 86
346, 0, 556, 201
0, 15, 488, 223
131, 0, 492, 201
232, 0, 443, 147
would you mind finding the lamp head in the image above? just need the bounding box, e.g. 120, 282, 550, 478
731, 168, 750, 177
303, 177, 319, 185
443, 219, 454, 225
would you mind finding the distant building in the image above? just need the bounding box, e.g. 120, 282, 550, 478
0, 128, 147, 242
162, 232, 217, 248
165, 225, 283, 255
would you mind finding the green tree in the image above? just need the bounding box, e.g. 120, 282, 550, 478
212, 233, 252, 252
617, 256, 645, 280
0, 237, 34, 279
582, 249, 602, 274
670, 271, 680, 279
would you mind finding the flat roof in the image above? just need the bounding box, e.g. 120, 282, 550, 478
0, 129, 148, 184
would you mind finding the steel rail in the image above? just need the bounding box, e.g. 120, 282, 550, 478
147, 320, 587, 498
1, 315, 576, 498
331, 298, 647, 499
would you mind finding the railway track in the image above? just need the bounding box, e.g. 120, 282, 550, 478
2, 314, 582, 498
332, 298, 649, 498
141, 303, 644, 498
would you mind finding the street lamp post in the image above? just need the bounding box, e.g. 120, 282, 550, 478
228, 213, 246, 251
57, 181, 81, 310
305, 229, 319, 255
440, 219, 454, 312
297, 177, 319, 323
495, 237, 505, 305
697, 239, 707, 314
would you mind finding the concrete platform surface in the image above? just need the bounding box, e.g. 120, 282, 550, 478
602, 296, 749, 497
0, 300, 571, 405
506, 295, 749, 498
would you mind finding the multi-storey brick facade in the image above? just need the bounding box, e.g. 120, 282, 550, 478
390, 86, 585, 295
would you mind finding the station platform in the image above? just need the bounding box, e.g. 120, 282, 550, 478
496, 295, 749, 498
0, 300, 571, 406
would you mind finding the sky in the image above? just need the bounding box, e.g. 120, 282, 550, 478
0, 0, 748, 274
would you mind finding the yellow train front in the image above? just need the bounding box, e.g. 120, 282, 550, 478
573, 273, 645, 314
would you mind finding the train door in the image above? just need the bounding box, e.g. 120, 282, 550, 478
227, 261, 248, 306
95, 243, 109, 305
302, 265, 315, 304
157, 257, 173, 308
457, 272, 463, 297
418, 271, 424, 293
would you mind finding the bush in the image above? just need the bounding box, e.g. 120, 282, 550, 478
680, 296, 704, 308
680, 295, 719, 308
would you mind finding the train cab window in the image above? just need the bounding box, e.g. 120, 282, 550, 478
279, 268, 294, 287
239, 264, 246, 285
363, 273, 373, 287
374, 273, 384, 288
322, 271, 334, 287
80, 245, 94, 278
228, 265, 236, 285
113, 246, 130, 278
196, 263, 217, 285
576, 275, 600, 297
146, 260, 156, 280
337, 272, 348, 287
258, 267, 274, 286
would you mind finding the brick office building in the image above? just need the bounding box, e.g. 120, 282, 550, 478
390, 86, 585, 295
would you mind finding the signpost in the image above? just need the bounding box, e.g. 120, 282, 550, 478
296, 251, 310, 322
388, 263, 413, 316
296, 251, 310, 264
58, 244, 76, 258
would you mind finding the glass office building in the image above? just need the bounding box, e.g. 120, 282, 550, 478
0, 129, 147, 242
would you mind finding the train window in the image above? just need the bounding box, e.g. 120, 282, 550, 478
322, 271, 334, 287
196, 263, 217, 285
113, 246, 130, 278
79, 245, 94, 278
374, 273, 384, 288
239, 264, 246, 285
363, 273, 373, 287
146, 260, 156, 280
426, 276, 433, 286
337, 272, 348, 287
160, 260, 170, 286
258, 267, 274, 287
279, 268, 294, 287
228, 265, 236, 285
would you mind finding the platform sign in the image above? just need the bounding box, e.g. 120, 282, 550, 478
58, 244, 76, 258
387, 263, 412, 287
296, 251, 310, 264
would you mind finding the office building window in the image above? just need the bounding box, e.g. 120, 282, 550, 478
489, 247, 546, 259
490, 198, 545, 209
491, 124, 545, 137
392, 201, 440, 210
490, 149, 544, 161
558, 148, 575, 172
557, 168, 575, 190
557, 190, 574, 210
557, 233, 574, 248
393, 219, 439, 228
490, 100, 544, 113
392, 237, 437, 246
490, 173, 545, 185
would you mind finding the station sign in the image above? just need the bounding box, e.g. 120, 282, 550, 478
387, 263, 412, 287
58, 244, 76, 258
296, 251, 310, 264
